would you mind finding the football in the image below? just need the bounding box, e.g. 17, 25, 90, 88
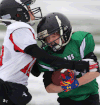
51, 69, 69, 86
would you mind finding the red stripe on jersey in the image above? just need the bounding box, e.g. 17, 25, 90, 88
9, 33, 24, 53
0, 45, 4, 66
21, 58, 36, 77
29, 29, 35, 39
26, 59, 36, 76
21, 62, 31, 74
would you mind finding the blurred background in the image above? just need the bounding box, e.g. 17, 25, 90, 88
0, 0, 100, 62
0, 0, 100, 104
32, 0, 100, 64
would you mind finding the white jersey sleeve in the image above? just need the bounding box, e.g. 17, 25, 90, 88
13, 28, 37, 50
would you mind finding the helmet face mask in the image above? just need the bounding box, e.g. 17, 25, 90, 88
37, 13, 72, 52
0, 0, 42, 25
30, 7, 42, 20
38, 28, 64, 52
46, 34, 63, 52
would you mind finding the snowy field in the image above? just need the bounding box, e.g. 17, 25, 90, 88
27, 74, 100, 105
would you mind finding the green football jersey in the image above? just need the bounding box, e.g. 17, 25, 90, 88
37, 31, 99, 101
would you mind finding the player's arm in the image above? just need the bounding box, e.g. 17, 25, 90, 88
46, 84, 63, 93
45, 72, 100, 93
77, 72, 99, 86
60, 70, 99, 92
24, 44, 90, 71
43, 69, 100, 93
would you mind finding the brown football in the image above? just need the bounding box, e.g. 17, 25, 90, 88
51, 69, 69, 86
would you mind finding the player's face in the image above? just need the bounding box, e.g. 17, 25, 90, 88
27, 6, 35, 20
45, 32, 60, 48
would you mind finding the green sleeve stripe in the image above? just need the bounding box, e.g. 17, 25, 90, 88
38, 63, 54, 71
80, 38, 86, 58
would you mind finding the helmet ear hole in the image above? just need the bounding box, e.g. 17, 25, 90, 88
63, 29, 71, 42
16, 14, 21, 17
15, 13, 22, 21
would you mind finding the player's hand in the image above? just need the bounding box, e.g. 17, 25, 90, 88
67, 69, 75, 78
82, 59, 99, 72
60, 73, 79, 92
60, 69, 75, 81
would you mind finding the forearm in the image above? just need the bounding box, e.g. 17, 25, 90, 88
46, 83, 63, 93
78, 72, 100, 86
24, 44, 89, 70
45, 72, 100, 93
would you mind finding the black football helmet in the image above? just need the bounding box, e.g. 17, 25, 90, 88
0, 0, 42, 25
21, 0, 36, 5
37, 12, 72, 52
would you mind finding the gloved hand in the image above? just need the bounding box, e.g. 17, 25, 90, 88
60, 69, 75, 80
82, 59, 99, 72
60, 70, 79, 92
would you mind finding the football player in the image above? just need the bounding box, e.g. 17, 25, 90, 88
0, 0, 96, 104
36, 12, 100, 105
